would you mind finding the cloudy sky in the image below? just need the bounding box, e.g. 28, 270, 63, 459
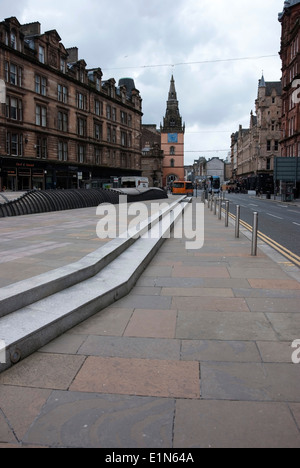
2, 0, 285, 165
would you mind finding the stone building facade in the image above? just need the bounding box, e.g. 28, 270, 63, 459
185, 157, 207, 183
279, 0, 300, 158
206, 157, 225, 185
278, 0, 300, 196
141, 124, 164, 187
230, 76, 282, 192
0, 17, 143, 191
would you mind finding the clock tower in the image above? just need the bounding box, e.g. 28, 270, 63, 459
161, 75, 185, 186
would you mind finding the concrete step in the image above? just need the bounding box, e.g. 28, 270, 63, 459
0, 196, 186, 318
0, 196, 190, 372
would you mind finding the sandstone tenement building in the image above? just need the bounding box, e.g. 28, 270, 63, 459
141, 124, 164, 188
0, 17, 143, 191
278, 0, 300, 196
230, 76, 282, 193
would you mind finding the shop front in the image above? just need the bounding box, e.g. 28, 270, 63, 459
0, 159, 46, 191
2, 167, 17, 191
0, 158, 143, 192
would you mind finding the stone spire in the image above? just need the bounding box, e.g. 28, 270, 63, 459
161, 75, 184, 133
168, 75, 177, 101
259, 74, 266, 88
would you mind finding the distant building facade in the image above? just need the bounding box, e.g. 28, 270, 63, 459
185, 157, 206, 183
185, 156, 225, 186
278, 0, 300, 196
160, 76, 185, 186
230, 76, 282, 192
0, 17, 143, 191
206, 157, 225, 185
141, 124, 164, 187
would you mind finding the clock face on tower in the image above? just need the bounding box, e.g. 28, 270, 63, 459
168, 133, 178, 143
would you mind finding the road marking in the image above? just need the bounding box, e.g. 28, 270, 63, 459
226, 211, 300, 267
293, 222, 300, 227
266, 213, 283, 220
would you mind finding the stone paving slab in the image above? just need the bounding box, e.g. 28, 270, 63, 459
123, 309, 177, 338
76, 335, 181, 361
176, 310, 278, 341
173, 400, 300, 448
180, 340, 261, 363
0, 386, 51, 441
265, 313, 300, 341
69, 356, 200, 399
246, 297, 300, 313
0, 200, 300, 448
256, 341, 297, 363
172, 296, 250, 312
249, 278, 300, 289
201, 362, 300, 401
22, 392, 176, 448
233, 288, 300, 298
0, 353, 85, 390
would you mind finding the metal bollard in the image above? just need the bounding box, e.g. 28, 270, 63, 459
218, 197, 222, 220
225, 201, 229, 227
214, 197, 217, 215
235, 205, 240, 238
210, 194, 214, 212
251, 212, 258, 256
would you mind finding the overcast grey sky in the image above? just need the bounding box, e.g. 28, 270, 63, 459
1, 0, 284, 165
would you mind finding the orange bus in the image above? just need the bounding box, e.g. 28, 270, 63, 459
172, 181, 194, 196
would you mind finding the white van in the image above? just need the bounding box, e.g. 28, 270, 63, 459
121, 177, 149, 188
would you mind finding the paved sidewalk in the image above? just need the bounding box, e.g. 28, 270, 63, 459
0, 199, 172, 287
0, 200, 300, 448
0, 207, 110, 287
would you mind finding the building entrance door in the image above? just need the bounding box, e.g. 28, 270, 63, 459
167, 174, 178, 184
18, 168, 31, 190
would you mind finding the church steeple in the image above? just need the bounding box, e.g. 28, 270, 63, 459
259, 74, 266, 88
160, 75, 185, 186
258, 73, 267, 100
161, 75, 185, 133
168, 75, 177, 101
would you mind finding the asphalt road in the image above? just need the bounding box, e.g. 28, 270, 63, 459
224, 193, 300, 260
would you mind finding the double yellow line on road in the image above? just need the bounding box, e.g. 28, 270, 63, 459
227, 211, 300, 267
